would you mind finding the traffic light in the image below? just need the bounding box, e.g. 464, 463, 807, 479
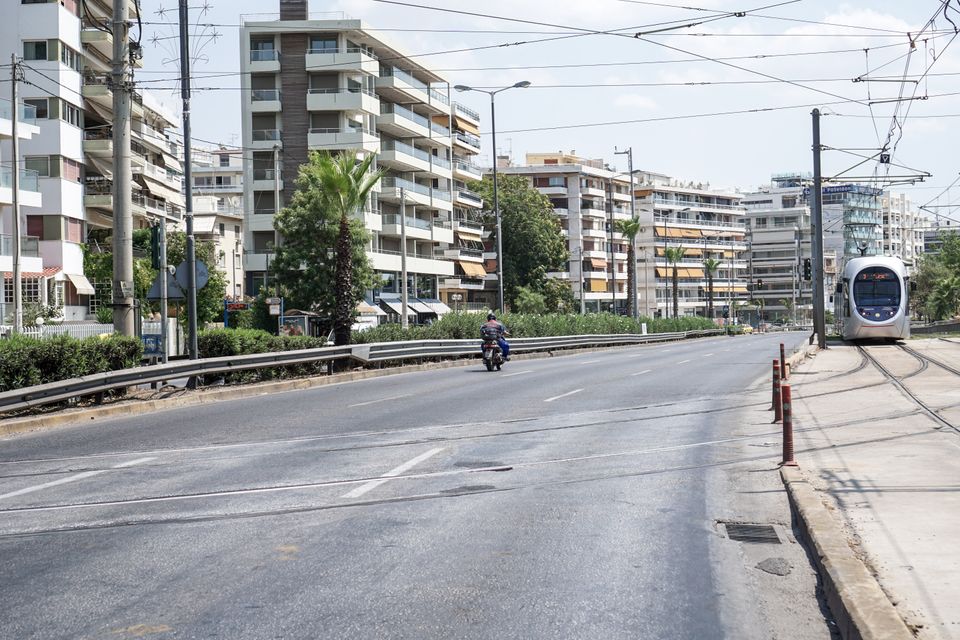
802, 258, 812, 281
150, 224, 162, 269
756, 278, 764, 290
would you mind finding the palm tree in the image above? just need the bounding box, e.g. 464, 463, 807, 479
753, 298, 765, 330
615, 216, 643, 318
664, 246, 685, 319
703, 257, 721, 320
315, 151, 384, 346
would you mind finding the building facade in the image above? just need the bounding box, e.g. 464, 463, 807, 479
239, 3, 482, 318
0, 0, 183, 322
880, 191, 924, 271
191, 147, 245, 299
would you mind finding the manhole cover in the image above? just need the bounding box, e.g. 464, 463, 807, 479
722, 523, 782, 544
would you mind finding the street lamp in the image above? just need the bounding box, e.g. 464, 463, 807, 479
454, 80, 531, 312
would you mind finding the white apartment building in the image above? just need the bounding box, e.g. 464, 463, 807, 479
191, 147, 245, 299
1, 98, 44, 323
239, 2, 482, 319
636, 170, 750, 319
0, 0, 184, 321
881, 191, 924, 271
498, 153, 640, 313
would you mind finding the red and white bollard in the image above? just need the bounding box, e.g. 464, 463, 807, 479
780, 343, 787, 380
781, 383, 797, 466
772, 359, 782, 423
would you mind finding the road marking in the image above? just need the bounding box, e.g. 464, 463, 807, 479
704, 353, 715, 357
0, 457, 156, 501
503, 370, 532, 378
544, 388, 584, 403
348, 394, 412, 408
581, 359, 602, 364
631, 369, 652, 377
341, 447, 444, 499
677, 359, 691, 364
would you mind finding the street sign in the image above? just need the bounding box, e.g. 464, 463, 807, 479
175, 260, 209, 291
147, 273, 185, 300
269, 304, 281, 316
142, 334, 163, 356
225, 302, 249, 311
265, 297, 281, 305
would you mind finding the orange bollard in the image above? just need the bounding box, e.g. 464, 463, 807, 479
780, 343, 786, 380
772, 360, 782, 423
781, 384, 797, 466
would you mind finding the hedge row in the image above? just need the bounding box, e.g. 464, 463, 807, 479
197, 328, 328, 384
351, 312, 718, 344
0, 334, 143, 393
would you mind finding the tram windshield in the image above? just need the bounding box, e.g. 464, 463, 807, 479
852, 267, 900, 307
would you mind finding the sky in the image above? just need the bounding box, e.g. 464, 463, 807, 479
136, 0, 960, 222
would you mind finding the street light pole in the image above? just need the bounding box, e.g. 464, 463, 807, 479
614, 147, 637, 319
454, 81, 530, 313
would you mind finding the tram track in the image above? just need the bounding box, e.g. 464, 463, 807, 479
856, 343, 960, 433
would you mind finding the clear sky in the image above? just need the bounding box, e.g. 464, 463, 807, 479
137, 0, 960, 220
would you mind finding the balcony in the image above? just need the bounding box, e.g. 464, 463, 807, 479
82, 79, 112, 109
81, 26, 112, 59
377, 66, 430, 104
429, 88, 450, 111
453, 131, 481, 152
581, 186, 605, 198
0, 168, 41, 208
453, 102, 480, 124
442, 247, 484, 262
454, 188, 483, 208
251, 129, 282, 149
581, 227, 606, 239
0, 235, 40, 258
306, 87, 379, 115
379, 140, 449, 176
453, 219, 485, 237
307, 127, 379, 154
453, 159, 483, 181
536, 185, 568, 197
248, 49, 280, 73
378, 103, 431, 138
381, 213, 434, 241
380, 177, 452, 212
0, 98, 37, 129
305, 47, 378, 76
250, 89, 282, 113
441, 276, 486, 290
252, 168, 281, 192
83, 129, 113, 157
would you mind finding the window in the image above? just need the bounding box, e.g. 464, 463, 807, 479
65, 218, 82, 243
252, 231, 275, 253
234, 225, 241, 235
219, 154, 230, 167
309, 36, 338, 52
62, 157, 82, 182
24, 98, 48, 119
250, 37, 275, 51
61, 102, 82, 127
219, 223, 225, 236
25, 156, 52, 178
60, 44, 81, 71
4, 279, 40, 304
23, 41, 47, 61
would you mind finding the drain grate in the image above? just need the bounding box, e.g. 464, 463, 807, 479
723, 523, 782, 544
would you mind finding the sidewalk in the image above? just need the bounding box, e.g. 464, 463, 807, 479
788, 341, 960, 640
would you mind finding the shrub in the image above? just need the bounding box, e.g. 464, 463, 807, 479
0, 334, 143, 393
197, 328, 327, 383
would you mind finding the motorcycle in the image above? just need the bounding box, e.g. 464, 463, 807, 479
481, 337, 504, 371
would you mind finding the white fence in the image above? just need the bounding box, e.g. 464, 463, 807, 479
0, 321, 183, 356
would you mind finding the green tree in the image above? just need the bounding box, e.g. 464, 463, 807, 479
513, 286, 547, 314
470, 174, 568, 309
542, 277, 577, 313
703, 257, 721, 319
664, 246, 684, 318
930, 275, 960, 320
272, 151, 383, 346
615, 216, 642, 317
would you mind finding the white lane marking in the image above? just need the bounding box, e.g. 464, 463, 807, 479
544, 388, 584, 403
503, 370, 533, 378
631, 369, 652, 377
0, 457, 156, 501
704, 353, 715, 358
581, 359, 602, 364
348, 394, 412, 408
341, 447, 444, 499
677, 359, 691, 364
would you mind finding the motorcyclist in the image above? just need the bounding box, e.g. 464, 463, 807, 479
481, 312, 510, 360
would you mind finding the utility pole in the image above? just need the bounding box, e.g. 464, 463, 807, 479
793, 225, 800, 327
159, 220, 168, 363
179, 0, 199, 359
111, 0, 135, 336
10, 56, 23, 334
606, 178, 615, 313
490, 93, 505, 313
811, 110, 826, 349
615, 146, 638, 319
400, 188, 409, 329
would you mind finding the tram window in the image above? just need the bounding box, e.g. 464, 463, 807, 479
853, 267, 900, 307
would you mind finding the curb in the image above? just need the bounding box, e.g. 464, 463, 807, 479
780, 466, 913, 640
0, 338, 693, 438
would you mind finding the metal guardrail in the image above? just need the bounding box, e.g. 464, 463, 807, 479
0, 330, 724, 413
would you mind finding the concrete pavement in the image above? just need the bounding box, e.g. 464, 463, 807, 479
787, 340, 960, 640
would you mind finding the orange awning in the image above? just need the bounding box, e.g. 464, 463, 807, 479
589, 279, 608, 292
453, 116, 480, 136
458, 261, 486, 277
588, 257, 608, 270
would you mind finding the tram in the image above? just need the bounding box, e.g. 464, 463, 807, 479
836, 256, 911, 341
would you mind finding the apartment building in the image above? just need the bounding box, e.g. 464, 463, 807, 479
1, 98, 44, 323
0, 0, 184, 321
637, 170, 750, 319
191, 147, 245, 299
498, 153, 640, 313
239, 1, 481, 318
881, 191, 924, 271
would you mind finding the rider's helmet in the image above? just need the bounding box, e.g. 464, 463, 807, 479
487, 313, 497, 321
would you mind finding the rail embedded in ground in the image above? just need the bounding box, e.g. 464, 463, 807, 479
0, 330, 724, 414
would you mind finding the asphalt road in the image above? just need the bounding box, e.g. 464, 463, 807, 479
0, 332, 834, 640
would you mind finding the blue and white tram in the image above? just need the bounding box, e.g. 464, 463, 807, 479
837, 256, 911, 341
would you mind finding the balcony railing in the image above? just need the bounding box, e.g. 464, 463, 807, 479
252, 129, 281, 141
252, 169, 281, 181
453, 102, 480, 121
381, 66, 428, 92
370, 247, 438, 260
307, 46, 378, 58
381, 103, 430, 128
309, 126, 379, 137
382, 214, 432, 231
431, 121, 450, 137
308, 86, 377, 98
0, 98, 37, 125
381, 177, 451, 201
0, 168, 40, 192
456, 189, 482, 205
250, 49, 279, 62
454, 160, 483, 177
455, 131, 481, 148
251, 89, 281, 101
653, 197, 744, 211
430, 88, 450, 106
0, 235, 40, 258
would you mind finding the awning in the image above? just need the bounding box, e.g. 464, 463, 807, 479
654, 227, 684, 238
681, 228, 702, 238
379, 299, 416, 316
681, 267, 705, 278
409, 300, 435, 315
655, 267, 669, 278
456, 228, 483, 240
357, 301, 387, 316
588, 257, 608, 270
683, 248, 701, 257
66, 273, 96, 295
424, 299, 452, 315
193, 216, 217, 234
589, 278, 608, 292
458, 261, 486, 277
453, 116, 480, 136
